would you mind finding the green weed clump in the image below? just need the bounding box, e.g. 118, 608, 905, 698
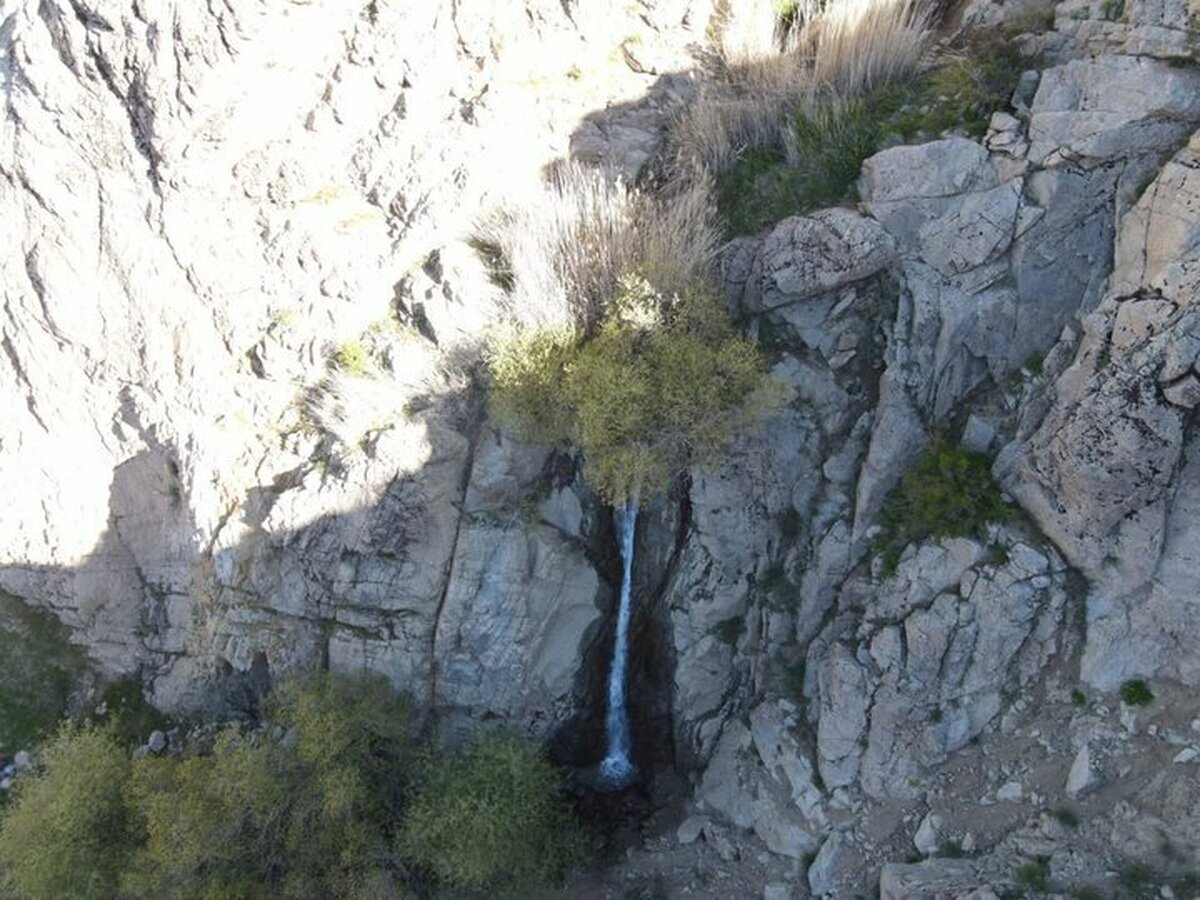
332, 340, 370, 376
0, 673, 577, 898
1119, 679, 1154, 707
0, 593, 85, 755
488, 273, 778, 504
717, 29, 1027, 235
876, 438, 1013, 572
399, 732, 577, 892
718, 97, 884, 234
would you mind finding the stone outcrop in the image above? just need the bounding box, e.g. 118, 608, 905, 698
0, 0, 711, 730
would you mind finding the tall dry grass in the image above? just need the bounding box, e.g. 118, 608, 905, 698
474, 162, 720, 334
669, 0, 937, 182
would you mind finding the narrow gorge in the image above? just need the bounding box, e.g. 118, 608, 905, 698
2, 0, 1200, 897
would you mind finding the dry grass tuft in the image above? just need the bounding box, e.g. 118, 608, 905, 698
474, 162, 720, 334
669, 0, 937, 184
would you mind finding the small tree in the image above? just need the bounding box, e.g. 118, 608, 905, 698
488, 273, 778, 503
398, 732, 577, 892
0, 727, 135, 899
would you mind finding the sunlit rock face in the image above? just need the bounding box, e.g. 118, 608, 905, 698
0, 0, 711, 723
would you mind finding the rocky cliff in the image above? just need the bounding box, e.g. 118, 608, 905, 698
4, 0, 1200, 896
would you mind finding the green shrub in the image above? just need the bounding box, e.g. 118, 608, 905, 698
901, 31, 1026, 138
1120, 861, 1155, 891
876, 438, 1013, 572
0, 727, 135, 899
489, 274, 777, 503
124, 727, 295, 898
1119, 679, 1155, 707
399, 731, 577, 892
714, 615, 746, 646
96, 679, 174, 748
1017, 858, 1050, 891
718, 97, 887, 235
0, 593, 85, 756
126, 672, 415, 898
715, 29, 1027, 236
333, 340, 370, 376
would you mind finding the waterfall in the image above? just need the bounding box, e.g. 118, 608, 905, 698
598, 500, 639, 789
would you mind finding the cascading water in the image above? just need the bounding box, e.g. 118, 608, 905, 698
597, 500, 639, 789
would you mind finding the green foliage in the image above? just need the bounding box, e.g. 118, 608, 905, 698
1100, 0, 1125, 20
333, 340, 370, 376
97, 679, 174, 749
1120, 861, 1155, 892
716, 30, 1027, 235
1017, 858, 1050, 891
0, 727, 135, 899
1070, 688, 1087, 707
128, 672, 414, 899
487, 326, 579, 446
0, 593, 85, 755
1052, 806, 1080, 828
713, 615, 746, 646
718, 97, 884, 235
899, 32, 1026, 138
876, 438, 1013, 572
124, 728, 296, 898
1119, 679, 1155, 707
399, 731, 576, 892
0, 673, 566, 898
489, 274, 777, 503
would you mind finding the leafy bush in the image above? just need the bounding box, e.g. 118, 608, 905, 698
876, 438, 1012, 572
124, 728, 296, 898
0, 727, 135, 899
399, 731, 576, 892
0, 673, 569, 898
488, 274, 777, 503
1119, 679, 1155, 707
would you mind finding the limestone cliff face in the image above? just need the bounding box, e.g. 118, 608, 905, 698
0, 0, 709, 726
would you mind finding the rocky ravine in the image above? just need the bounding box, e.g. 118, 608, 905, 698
4, 0, 1200, 897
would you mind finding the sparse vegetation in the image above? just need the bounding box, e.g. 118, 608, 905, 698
333, 340, 370, 376
0, 593, 85, 756
715, 27, 1027, 234
1070, 688, 1087, 707
714, 615, 747, 646
1119, 861, 1155, 892
0, 674, 576, 898
1053, 806, 1080, 827
876, 437, 1013, 572
1119, 679, 1154, 707
1017, 858, 1050, 891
